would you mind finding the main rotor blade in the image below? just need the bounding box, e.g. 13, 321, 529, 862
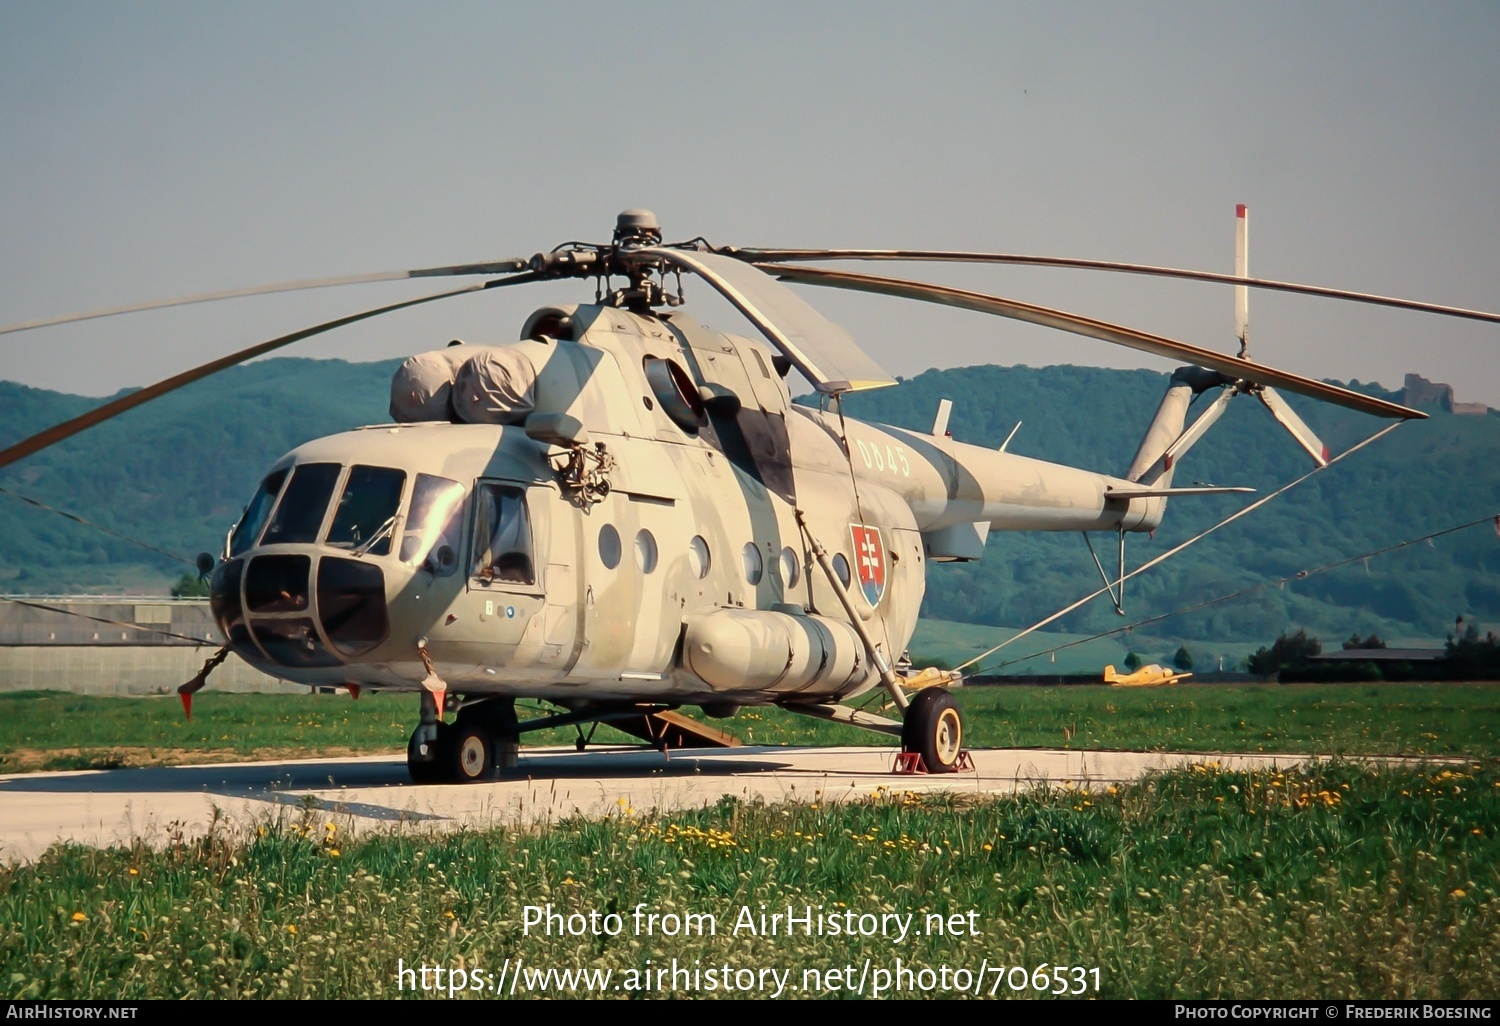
638, 247, 895, 394
0, 273, 539, 471
765, 264, 1425, 420
0, 259, 531, 337
729, 247, 1500, 326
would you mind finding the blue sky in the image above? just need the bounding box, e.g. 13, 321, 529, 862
3, 2, 1497, 405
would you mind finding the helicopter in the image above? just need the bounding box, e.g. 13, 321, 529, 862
3, 207, 1493, 784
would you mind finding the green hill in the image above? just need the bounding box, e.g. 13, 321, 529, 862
0, 359, 401, 591
2, 358, 1496, 653
827, 365, 1500, 648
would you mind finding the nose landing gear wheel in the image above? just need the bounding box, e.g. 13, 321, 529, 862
450, 724, 494, 783
901, 688, 964, 773
407, 722, 450, 785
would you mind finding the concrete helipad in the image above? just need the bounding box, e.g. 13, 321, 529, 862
0, 744, 1429, 863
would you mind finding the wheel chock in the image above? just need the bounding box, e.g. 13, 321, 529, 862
893, 751, 927, 774
893, 750, 975, 774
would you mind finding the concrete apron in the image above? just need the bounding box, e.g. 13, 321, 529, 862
0, 745, 1460, 864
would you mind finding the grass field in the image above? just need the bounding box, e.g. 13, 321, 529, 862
2, 760, 1495, 999
2, 681, 1496, 999
1, 681, 1495, 773
908, 618, 1271, 675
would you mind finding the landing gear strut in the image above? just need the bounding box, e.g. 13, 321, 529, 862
900, 689, 964, 773
406, 688, 447, 784
406, 696, 519, 784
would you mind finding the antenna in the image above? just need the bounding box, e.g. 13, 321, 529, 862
1235, 204, 1250, 359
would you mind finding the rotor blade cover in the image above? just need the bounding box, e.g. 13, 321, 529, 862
644, 248, 896, 394
767, 264, 1425, 420
451, 345, 539, 426
390, 345, 472, 423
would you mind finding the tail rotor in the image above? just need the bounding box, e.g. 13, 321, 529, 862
1233, 203, 1333, 468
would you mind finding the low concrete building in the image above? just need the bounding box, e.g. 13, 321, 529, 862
0, 596, 301, 695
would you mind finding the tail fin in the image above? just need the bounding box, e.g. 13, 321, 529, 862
1103, 665, 1118, 682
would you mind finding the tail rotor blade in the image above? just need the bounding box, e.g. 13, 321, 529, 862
1256, 386, 1331, 467
1235, 204, 1250, 351
1162, 387, 1237, 468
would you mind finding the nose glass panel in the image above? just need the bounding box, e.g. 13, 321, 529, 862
208, 558, 251, 646
250, 617, 341, 668
261, 463, 341, 546
317, 557, 389, 657
326, 466, 406, 556
245, 554, 311, 613
229, 469, 288, 557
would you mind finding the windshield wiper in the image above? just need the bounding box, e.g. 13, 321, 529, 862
352, 514, 402, 558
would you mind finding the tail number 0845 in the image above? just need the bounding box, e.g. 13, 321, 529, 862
854, 438, 911, 478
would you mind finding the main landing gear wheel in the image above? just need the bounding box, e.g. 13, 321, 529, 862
901, 688, 964, 773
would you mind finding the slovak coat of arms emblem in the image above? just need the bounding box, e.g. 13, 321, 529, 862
849, 524, 886, 608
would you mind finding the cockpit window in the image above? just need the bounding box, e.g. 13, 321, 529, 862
261, 463, 341, 546
326, 465, 406, 555
470, 484, 534, 585
230, 468, 288, 557
400, 474, 466, 574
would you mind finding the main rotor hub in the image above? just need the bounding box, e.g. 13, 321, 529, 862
613, 208, 662, 247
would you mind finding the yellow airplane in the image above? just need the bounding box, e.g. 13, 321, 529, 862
1103, 664, 1192, 687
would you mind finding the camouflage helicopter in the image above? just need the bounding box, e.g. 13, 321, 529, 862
2, 207, 1490, 783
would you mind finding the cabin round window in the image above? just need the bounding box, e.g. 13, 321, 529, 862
779, 547, 801, 589
688, 536, 711, 579
832, 553, 852, 588
635, 529, 658, 573
598, 524, 621, 569
741, 542, 764, 585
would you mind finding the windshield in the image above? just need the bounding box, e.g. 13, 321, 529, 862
326, 465, 406, 555
399, 474, 466, 574
260, 463, 342, 546
229, 467, 288, 557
